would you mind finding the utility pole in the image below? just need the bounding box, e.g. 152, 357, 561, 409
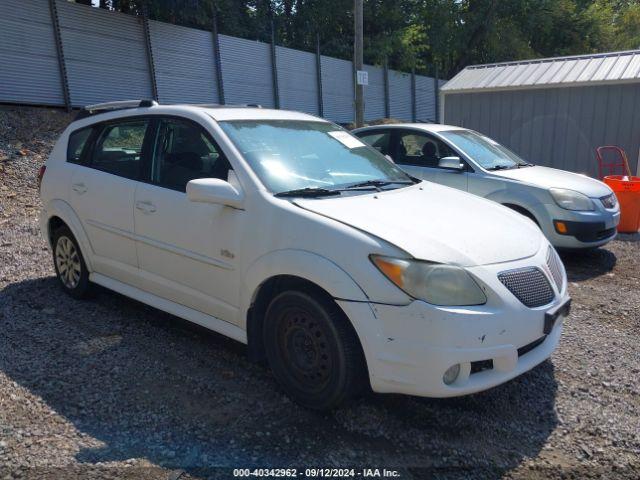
354, 0, 364, 127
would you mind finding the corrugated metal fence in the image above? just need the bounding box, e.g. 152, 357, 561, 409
0, 0, 443, 123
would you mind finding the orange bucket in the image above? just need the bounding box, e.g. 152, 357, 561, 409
603, 175, 640, 233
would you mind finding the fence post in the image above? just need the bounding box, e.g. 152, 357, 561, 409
316, 32, 324, 117
212, 8, 225, 104
270, 18, 280, 109
48, 0, 71, 110
383, 57, 390, 118
141, 4, 158, 101
434, 63, 440, 123
411, 67, 416, 122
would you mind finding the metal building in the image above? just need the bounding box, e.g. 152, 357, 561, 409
441, 50, 640, 177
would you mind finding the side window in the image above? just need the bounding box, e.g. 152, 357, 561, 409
396, 131, 457, 168
358, 131, 391, 156
67, 127, 93, 164
151, 118, 231, 192
90, 119, 149, 180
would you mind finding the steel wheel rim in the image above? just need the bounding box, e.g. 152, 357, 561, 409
55, 236, 81, 289
277, 306, 332, 392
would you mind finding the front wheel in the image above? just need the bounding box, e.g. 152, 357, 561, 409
52, 226, 92, 299
263, 290, 367, 410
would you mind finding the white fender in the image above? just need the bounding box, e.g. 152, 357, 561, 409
239, 249, 369, 328
41, 199, 95, 272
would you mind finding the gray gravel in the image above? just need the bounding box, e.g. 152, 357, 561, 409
1, 107, 639, 479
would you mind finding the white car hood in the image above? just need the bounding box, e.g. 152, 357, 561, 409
491, 166, 612, 197
294, 183, 542, 267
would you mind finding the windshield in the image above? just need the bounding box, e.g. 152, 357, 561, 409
219, 120, 412, 194
439, 130, 530, 170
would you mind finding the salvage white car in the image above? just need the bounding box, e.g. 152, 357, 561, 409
354, 124, 620, 249
39, 101, 570, 409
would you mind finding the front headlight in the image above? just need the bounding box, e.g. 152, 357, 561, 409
370, 255, 487, 306
549, 188, 594, 211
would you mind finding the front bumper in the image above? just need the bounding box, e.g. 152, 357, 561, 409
338, 247, 570, 398
538, 202, 620, 249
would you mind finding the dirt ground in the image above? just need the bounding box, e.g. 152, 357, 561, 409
1, 107, 639, 479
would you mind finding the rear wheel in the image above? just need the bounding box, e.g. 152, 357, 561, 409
263, 289, 366, 410
52, 226, 92, 299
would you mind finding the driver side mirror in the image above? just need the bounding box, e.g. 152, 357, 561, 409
439, 156, 464, 172
186, 178, 244, 209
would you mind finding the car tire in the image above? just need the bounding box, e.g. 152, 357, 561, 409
263, 289, 367, 410
52, 225, 92, 299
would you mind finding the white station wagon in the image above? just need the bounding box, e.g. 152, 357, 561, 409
354, 123, 620, 249
39, 101, 570, 409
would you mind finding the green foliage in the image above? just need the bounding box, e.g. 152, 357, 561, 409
89, 0, 640, 78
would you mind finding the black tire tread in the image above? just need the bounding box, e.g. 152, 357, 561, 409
264, 287, 367, 410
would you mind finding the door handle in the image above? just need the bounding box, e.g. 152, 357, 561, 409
72, 182, 87, 194
135, 201, 157, 213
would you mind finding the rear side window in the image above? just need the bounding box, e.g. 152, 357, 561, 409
90, 119, 149, 180
67, 127, 92, 164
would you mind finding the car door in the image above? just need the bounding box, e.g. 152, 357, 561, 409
69, 117, 151, 283
133, 116, 244, 325
392, 129, 469, 191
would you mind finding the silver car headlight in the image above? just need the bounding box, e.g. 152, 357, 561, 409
370, 255, 487, 306
549, 188, 595, 211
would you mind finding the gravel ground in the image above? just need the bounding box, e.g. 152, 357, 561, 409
1, 107, 639, 480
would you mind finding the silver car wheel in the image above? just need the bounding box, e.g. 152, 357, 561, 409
55, 236, 81, 289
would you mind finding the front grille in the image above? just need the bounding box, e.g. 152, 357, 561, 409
498, 267, 555, 308
546, 247, 564, 292
600, 193, 618, 209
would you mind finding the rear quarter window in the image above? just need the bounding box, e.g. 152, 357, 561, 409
67, 127, 93, 164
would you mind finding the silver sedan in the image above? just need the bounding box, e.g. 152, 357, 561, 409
353, 123, 620, 249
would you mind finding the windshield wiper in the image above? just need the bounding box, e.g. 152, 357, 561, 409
486, 165, 516, 171
517, 163, 535, 168
341, 179, 415, 190
274, 187, 341, 198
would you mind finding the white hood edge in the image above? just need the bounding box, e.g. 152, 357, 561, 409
294, 183, 543, 267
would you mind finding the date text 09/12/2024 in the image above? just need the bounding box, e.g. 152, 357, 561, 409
233, 468, 401, 478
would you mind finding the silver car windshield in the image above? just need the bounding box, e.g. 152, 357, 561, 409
440, 130, 530, 170
219, 120, 412, 195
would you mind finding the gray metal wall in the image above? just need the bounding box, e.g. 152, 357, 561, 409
364, 64, 385, 120
321, 56, 354, 123
415, 75, 436, 122
389, 69, 412, 120
219, 34, 275, 108
0, 0, 64, 106
150, 20, 218, 105
443, 84, 640, 177
57, 0, 152, 107
277, 45, 318, 115
0, 0, 442, 125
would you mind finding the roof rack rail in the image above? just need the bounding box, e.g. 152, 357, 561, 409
191, 103, 263, 109
75, 99, 158, 120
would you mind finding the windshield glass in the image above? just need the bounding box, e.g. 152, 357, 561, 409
439, 130, 529, 170
219, 120, 411, 194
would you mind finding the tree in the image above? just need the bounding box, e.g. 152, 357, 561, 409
86, 0, 640, 78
